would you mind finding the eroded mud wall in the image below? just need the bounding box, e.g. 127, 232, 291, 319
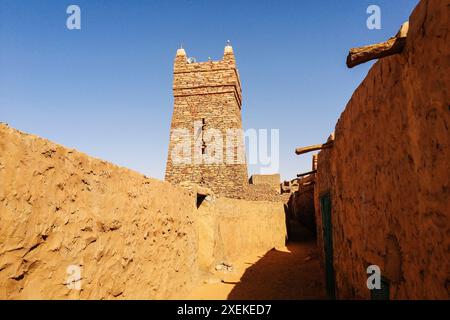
288, 185, 316, 233
215, 198, 287, 262
196, 197, 287, 271
0, 124, 199, 299
315, 0, 449, 299
0, 123, 287, 299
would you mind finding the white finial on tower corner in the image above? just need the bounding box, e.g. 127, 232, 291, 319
176, 43, 186, 57
224, 40, 233, 54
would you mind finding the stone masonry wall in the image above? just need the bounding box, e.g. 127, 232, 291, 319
315, 0, 449, 299
165, 46, 248, 198
249, 174, 281, 193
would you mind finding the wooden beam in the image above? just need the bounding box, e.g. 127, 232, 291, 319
297, 170, 317, 178
346, 21, 409, 68
295, 141, 333, 155
296, 174, 315, 185
346, 37, 406, 68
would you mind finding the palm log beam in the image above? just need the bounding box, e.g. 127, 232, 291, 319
295, 141, 333, 155
297, 170, 317, 178
346, 21, 409, 68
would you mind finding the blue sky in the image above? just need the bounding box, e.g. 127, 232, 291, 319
0, 0, 419, 180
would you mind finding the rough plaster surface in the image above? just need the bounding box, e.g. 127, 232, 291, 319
315, 0, 450, 299
196, 197, 287, 271
0, 124, 286, 299
0, 124, 199, 299
288, 185, 316, 232
214, 198, 287, 263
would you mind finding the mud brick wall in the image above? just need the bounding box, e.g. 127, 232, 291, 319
0, 124, 286, 299
315, 0, 450, 299
165, 46, 248, 198
196, 196, 287, 271
214, 198, 287, 263
288, 184, 316, 232
0, 124, 199, 299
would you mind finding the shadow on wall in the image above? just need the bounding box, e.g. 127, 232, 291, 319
227, 226, 327, 300
296, 188, 317, 233
285, 187, 317, 242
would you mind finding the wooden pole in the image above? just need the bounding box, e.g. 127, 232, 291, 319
346, 37, 406, 68
295, 141, 333, 155
346, 21, 409, 68
312, 154, 318, 171
297, 170, 317, 178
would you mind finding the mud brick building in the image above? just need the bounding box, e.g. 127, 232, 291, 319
165, 44, 248, 198
313, 0, 449, 299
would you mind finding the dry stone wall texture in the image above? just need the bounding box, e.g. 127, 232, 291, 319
165, 47, 249, 198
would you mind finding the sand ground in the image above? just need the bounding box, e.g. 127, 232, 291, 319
188, 225, 327, 300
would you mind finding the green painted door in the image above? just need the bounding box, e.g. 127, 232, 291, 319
320, 193, 336, 299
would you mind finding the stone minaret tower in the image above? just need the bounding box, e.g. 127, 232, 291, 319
165, 44, 248, 198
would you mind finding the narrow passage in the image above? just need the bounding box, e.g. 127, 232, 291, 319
188, 222, 326, 300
